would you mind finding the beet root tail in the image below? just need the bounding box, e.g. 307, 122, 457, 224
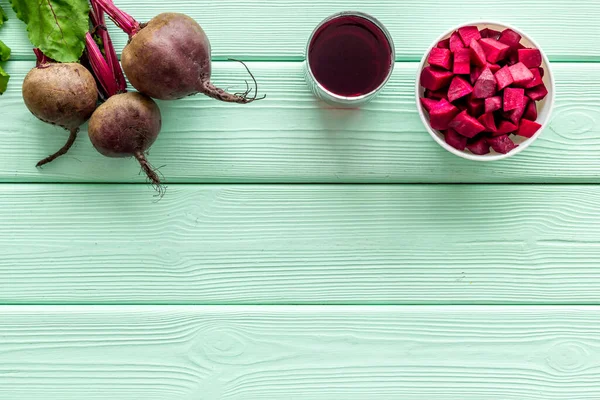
199, 59, 265, 104
134, 151, 164, 196
36, 128, 78, 168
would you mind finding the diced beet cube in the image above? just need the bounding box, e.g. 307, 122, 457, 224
449, 32, 465, 52
518, 48, 542, 68
485, 96, 502, 113
458, 26, 481, 46
445, 128, 468, 150
526, 83, 549, 101
516, 118, 542, 138
470, 67, 483, 85
494, 65, 514, 90
420, 67, 454, 91
449, 110, 486, 138
478, 112, 497, 132
487, 63, 501, 73
467, 96, 485, 117
420, 98, 439, 113
503, 100, 527, 125
447, 76, 473, 102
467, 136, 491, 155
496, 120, 518, 135
524, 68, 543, 88
498, 29, 522, 49
509, 62, 535, 86
425, 89, 448, 100
437, 38, 450, 49
539, 67, 545, 78
523, 100, 537, 120
428, 47, 452, 70
504, 87, 526, 111
469, 40, 487, 67
479, 38, 510, 63
473, 67, 497, 99
487, 134, 517, 154
429, 99, 460, 130
453, 48, 471, 75
506, 50, 519, 66
480, 28, 501, 40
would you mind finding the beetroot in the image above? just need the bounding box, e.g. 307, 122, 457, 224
447, 76, 473, 102
526, 84, 549, 101
480, 28, 501, 40
518, 48, 542, 68
524, 101, 538, 120
23, 54, 98, 167
494, 65, 514, 90
473, 67, 497, 99
479, 38, 510, 63
485, 96, 502, 113
449, 32, 465, 52
421, 67, 454, 90
453, 48, 471, 75
470, 67, 483, 85
449, 110, 486, 138
469, 40, 487, 67
428, 48, 452, 70
88, 92, 163, 187
429, 99, 460, 130
503, 100, 527, 125
524, 67, 543, 88
504, 87, 525, 111
487, 134, 517, 154
517, 119, 542, 138
96, 1, 262, 102
437, 38, 450, 49
458, 26, 481, 46
467, 96, 485, 117
495, 120, 518, 135
478, 112, 497, 133
498, 29, 522, 49
467, 137, 490, 155
445, 129, 468, 150
487, 63, 501, 73
425, 89, 448, 100
420, 98, 439, 113
509, 62, 535, 86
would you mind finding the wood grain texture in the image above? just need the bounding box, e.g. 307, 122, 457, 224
1, 306, 600, 400
1, 61, 599, 183
2, 184, 600, 304
1, 0, 599, 61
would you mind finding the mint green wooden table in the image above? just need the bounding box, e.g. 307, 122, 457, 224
1, 1, 600, 399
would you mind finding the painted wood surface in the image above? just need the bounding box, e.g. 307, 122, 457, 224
1, 61, 599, 183
2, 184, 600, 304
1, 0, 599, 61
1, 306, 600, 400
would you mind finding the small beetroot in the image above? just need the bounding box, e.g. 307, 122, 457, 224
479, 38, 510, 63
488, 134, 517, 154
447, 76, 473, 102
494, 65, 514, 90
504, 87, 525, 111
428, 48, 452, 70
509, 62, 535, 86
453, 48, 471, 75
473, 67, 497, 99
484, 96, 502, 113
518, 48, 542, 68
429, 99, 460, 130
467, 136, 490, 155
526, 83, 549, 101
421, 67, 454, 90
517, 119, 542, 138
449, 110, 486, 138
445, 128, 468, 150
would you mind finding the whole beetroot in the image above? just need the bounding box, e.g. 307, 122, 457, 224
96, 0, 262, 102
23, 54, 98, 167
88, 92, 163, 189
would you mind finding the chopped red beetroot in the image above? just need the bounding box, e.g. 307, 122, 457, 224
458, 26, 481, 46
498, 29, 522, 49
479, 38, 510, 63
516, 119, 542, 138
518, 48, 542, 68
509, 62, 535, 86
425, 89, 448, 100
428, 47, 452, 70
437, 38, 450, 49
420, 67, 454, 91
524, 67, 543, 88
429, 99, 460, 130
449, 32, 465, 52
504, 87, 525, 111
494, 65, 514, 90
470, 40, 487, 67
473, 67, 497, 99
449, 110, 486, 138
448, 76, 473, 102
420, 97, 440, 113
453, 48, 471, 75
503, 100, 527, 125
480, 28, 501, 40
467, 96, 485, 117
526, 83, 548, 101
445, 128, 468, 150
467, 136, 490, 155
478, 112, 497, 133
487, 63, 501, 73
470, 67, 483, 85
495, 120, 518, 136
488, 134, 517, 154
523, 100, 537, 120
484, 96, 502, 113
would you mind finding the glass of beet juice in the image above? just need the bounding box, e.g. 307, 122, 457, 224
305, 12, 395, 107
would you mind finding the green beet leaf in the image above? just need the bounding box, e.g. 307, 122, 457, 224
0, 66, 8, 95
0, 5, 8, 24
0, 5, 9, 94
9, 0, 89, 62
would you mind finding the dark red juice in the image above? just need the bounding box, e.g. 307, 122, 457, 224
308, 15, 393, 97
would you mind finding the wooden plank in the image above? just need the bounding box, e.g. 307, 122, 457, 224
1, 306, 599, 400
1, 61, 599, 183
1, 0, 599, 61
2, 184, 600, 304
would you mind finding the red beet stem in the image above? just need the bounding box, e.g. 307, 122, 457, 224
33, 48, 53, 66
95, 0, 140, 37
85, 32, 119, 97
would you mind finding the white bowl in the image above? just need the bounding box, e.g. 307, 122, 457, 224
416, 21, 555, 161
